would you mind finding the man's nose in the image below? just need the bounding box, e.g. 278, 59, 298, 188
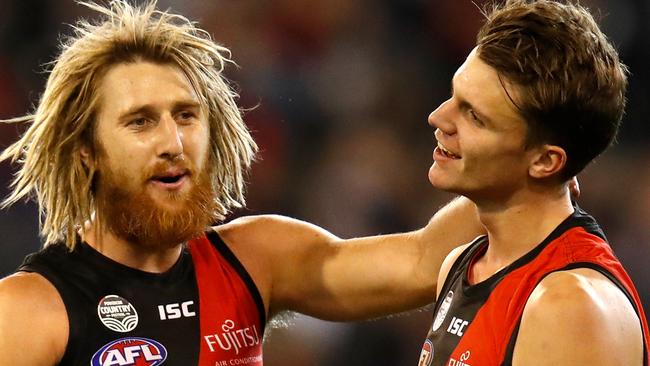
157, 114, 184, 160
428, 99, 456, 136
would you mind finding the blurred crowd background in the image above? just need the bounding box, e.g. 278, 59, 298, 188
1, 0, 648, 365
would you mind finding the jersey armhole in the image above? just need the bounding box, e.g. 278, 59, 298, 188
501, 262, 648, 366
17, 266, 83, 365
205, 229, 267, 329
434, 237, 486, 311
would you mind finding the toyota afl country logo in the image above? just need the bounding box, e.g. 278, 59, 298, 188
97, 295, 139, 332
432, 290, 454, 331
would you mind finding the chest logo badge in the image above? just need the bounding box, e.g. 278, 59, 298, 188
432, 290, 454, 331
97, 295, 139, 333
418, 339, 434, 366
91, 337, 167, 366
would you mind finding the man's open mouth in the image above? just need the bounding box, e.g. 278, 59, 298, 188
438, 144, 461, 159
150, 169, 190, 186
153, 174, 185, 184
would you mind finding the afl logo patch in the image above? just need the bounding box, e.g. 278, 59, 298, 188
432, 290, 454, 331
97, 295, 139, 332
91, 337, 167, 366
418, 339, 434, 366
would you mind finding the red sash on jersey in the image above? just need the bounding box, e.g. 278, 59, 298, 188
189, 235, 264, 366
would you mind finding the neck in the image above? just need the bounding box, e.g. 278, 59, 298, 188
474, 185, 574, 270
80, 217, 184, 273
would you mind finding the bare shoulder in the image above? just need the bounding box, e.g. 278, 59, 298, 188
212, 215, 339, 316
0, 271, 66, 322
513, 268, 644, 366
0, 272, 68, 365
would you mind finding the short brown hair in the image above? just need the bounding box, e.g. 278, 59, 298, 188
476, 0, 628, 180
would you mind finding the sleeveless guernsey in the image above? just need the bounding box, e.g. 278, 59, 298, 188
418, 207, 649, 366
18, 230, 265, 366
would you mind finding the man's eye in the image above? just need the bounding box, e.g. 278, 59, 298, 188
469, 110, 482, 125
176, 111, 196, 124
128, 118, 149, 127
178, 111, 194, 120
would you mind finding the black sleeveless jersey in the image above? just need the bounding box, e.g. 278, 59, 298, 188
17, 231, 265, 366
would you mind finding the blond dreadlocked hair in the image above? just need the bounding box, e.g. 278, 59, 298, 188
0, 0, 257, 249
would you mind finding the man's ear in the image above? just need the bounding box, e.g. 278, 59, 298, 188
529, 144, 567, 179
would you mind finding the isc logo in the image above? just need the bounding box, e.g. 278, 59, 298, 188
447, 316, 469, 336
157, 301, 196, 320
91, 337, 167, 366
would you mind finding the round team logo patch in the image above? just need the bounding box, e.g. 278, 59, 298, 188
418, 339, 434, 366
432, 290, 454, 331
97, 295, 139, 333
91, 337, 167, 366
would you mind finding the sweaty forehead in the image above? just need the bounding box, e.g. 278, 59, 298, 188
97, 61, 200, 119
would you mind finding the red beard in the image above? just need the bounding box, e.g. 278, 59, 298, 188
94, 157, 217, 249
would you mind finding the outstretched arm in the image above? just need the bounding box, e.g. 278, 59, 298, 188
217, 196, 484, 321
